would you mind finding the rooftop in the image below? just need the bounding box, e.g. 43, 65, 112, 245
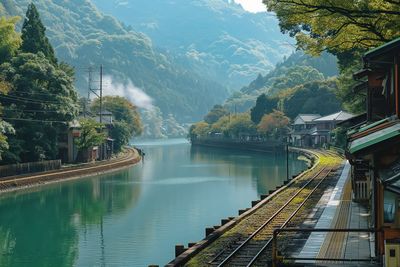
296, 114, 321, 123
314, 111, 355, 122
364, 37, 400, 60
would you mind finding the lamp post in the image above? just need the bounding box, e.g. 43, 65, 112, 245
286, 134, 292, 181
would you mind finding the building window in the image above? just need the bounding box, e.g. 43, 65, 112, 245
384, 190, 397, 224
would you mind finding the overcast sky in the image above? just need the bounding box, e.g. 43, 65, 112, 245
234, 0, 267, 13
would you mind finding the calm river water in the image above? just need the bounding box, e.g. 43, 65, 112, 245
0, 139, 307, 267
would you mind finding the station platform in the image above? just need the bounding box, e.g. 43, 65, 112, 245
295, 161, 378, 266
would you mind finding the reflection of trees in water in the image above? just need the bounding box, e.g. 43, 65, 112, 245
0, 167, 142, 267
191, 146, 307, 195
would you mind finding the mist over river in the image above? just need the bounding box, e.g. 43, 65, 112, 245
0, 139, 307, 267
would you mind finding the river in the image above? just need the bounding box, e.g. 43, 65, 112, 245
0, 139, 307, 267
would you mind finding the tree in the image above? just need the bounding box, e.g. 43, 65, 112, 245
227, 113, 256, 137
190, 122, 210, 138
264, 0, 400, 57
204, 104, 230, 124
250, 94, 278, 124
0, 53, 79, 162
257, 110, 290, 139
211, 115, 230, 136
91, 96, 142, 152
20, 3, 57, 64
278, 79, 341, 119
75, 118, 106, 162
0, 16, 21, 64
0, 76, 14, 160
110, 121, 131, 153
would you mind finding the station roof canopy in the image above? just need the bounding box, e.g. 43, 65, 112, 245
363, 38, 400, 65
349, 123, 400, 154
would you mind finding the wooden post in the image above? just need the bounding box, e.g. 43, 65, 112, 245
395, 58, 399, 117
272, 230, 278, 267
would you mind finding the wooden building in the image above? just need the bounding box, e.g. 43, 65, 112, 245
345, 37, 400, 265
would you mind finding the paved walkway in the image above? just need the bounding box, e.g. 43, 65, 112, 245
296, 161, 376, 266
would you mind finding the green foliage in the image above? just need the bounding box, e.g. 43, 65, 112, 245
250, 94, 277, 124
264, 0, 400, 56
21, 3, 56, 64
278, 79, 342, 119
190, 122, 210, 138
211, 115, 230, 134
0, 16, 21, 64
331, 126, 347, 149
336, 60, 366, 114
110, 121, 131, 153
2, 0, 229, 122
225, 52, 334, 113
226, 113, 256, 137
91, 96, 142, 152
204, 105, 230, 124
0, 52, 79, 162
257, 110, 290, 138
75, 118, 106, 150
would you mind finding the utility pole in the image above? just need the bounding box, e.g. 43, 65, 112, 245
99, 64, 103, 124
85, 66, 93, 118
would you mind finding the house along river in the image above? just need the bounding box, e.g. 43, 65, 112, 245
0, 139, 308, 267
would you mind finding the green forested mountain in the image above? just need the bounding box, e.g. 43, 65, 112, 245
92, 0, 294, 89
0, 0, 229, 122
225, 51, 340, 113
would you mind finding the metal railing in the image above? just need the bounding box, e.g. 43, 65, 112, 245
272, 228, 379, 267
0, 160, 61, 178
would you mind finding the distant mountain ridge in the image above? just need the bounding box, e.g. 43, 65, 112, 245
92, 0, 294, 89
1, 0, 229, 122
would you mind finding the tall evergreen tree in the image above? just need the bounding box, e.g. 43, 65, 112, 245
250, 94, 277, 124
20, 3, 57, 64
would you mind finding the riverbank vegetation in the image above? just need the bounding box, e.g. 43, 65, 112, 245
0, 3, 142, 164
190, 104, 290, 141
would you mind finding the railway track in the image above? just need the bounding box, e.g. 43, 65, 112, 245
207, 166, 335, 267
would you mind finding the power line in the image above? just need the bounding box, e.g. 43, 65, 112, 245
0, 94, 65, 105
1, 117, 69, 123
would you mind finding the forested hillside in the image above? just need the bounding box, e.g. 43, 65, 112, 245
92, 0, 293, 89
225, 51, 340, 114
0, 0, 228, 122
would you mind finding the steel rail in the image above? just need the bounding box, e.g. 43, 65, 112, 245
216, 166, 329, 267
246, 168, 334, 266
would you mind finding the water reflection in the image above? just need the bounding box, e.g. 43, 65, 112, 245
0, 168, 141, 267
0, 140, 306, 267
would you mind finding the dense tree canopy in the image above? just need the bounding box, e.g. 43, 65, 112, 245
75, 118, 106, 162
0, 16, 20, 64
278, 79, 341, 119
204, 104, 230, 124
250, 94, 277, 124
21, 3, 57, 64
0, 52, 79, 162
91, 96, 142, 152
264, 0, 400, 56
257, 110, 290, 138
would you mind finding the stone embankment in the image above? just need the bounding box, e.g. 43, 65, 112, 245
0, 147, 141, 193
164, 149, 343, 267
